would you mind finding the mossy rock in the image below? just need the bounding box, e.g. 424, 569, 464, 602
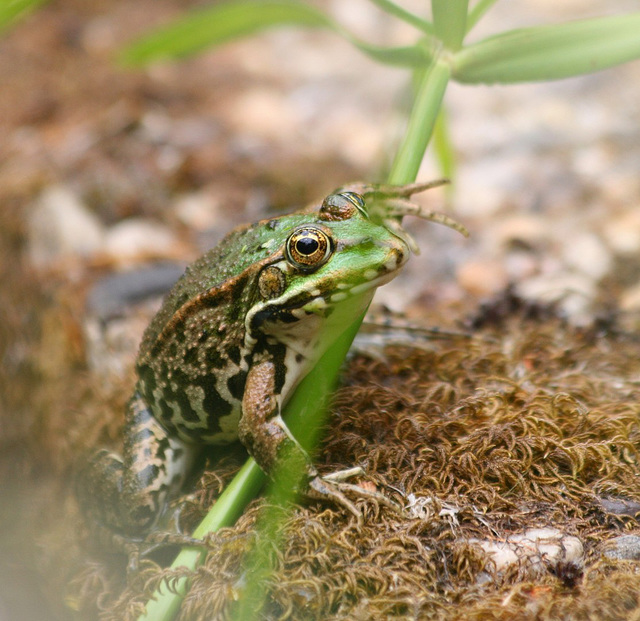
67, 303, 640, 620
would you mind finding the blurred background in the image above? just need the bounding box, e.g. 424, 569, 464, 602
1, 1, 639, 618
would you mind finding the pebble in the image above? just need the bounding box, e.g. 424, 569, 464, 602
84, 265, 185, 380
492, 214, 547, 250
620, 283, 640, 312
456, 258, 509, 297
598, 496, 640, 517
86, 264, 185, 322
603, 535, 640, 561
561, 232, 612, 281
103, 218, 180, 264
27, 185, 105, 269
174, 191, 221, 231
602, 210, 640, 255
516, 272, 596, 323
471, 528, 583, 577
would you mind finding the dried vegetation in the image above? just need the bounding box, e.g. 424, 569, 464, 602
68, 301, 640, 620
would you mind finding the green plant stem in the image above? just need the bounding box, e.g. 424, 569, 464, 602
138, 459, 265, 621
388, 58, 451, 185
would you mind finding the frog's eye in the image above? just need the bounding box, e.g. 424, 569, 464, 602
320, 192, 367, 222
285, 226, 333, 271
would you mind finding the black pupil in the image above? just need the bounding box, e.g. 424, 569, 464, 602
296, 236, 320, 255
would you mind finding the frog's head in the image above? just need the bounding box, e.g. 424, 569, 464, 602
247, 183, 467, 335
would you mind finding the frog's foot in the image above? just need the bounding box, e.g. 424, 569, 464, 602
307, 468, 403, 523
322, 465, 365, 482
124, 529, 207, 576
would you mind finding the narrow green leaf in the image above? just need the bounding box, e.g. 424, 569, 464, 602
121, 0, 431, 68
466, 0, 499, 33
432, 0, 468, 51
369, 0, 434, 35
433, 108, 456, 186
453, 12, 640, 84
0, 0, 47, 33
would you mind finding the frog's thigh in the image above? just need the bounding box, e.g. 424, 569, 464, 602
238, 360, 293, 474
79, 393, 197, 536
124, 393, 197, 517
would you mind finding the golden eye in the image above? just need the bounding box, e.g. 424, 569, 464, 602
285, 226, 333, 270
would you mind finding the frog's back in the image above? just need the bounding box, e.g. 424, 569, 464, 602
139, 218, 294, 358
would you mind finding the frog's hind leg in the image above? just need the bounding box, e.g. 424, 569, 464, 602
77, 391, 198, 539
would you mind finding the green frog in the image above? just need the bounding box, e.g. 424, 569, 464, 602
78, 181, 467, 539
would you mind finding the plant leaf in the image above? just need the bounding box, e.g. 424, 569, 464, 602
466, 0, 499, 33
0, 0, 47, 33
121, 0, 431, 68
432, 0, 468, 51
369, 0, 434, 35
453, 12, 640, 83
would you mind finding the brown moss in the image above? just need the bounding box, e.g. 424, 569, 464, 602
62, 308, 640, 620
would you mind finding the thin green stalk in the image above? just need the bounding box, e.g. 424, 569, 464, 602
388, 58, 451, 185
433, 108, 456, 187
138, 460, 265, 621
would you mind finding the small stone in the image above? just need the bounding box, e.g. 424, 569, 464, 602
457, 259, 509, 297
561, 232, 612, 281
602, 211, 640, 254
620, 283, 640, 312
471, 528, 584, 576
84, 265, 185, 381
598, 496, 640, 517
229, 88, 299, 142
86, 264, 185, 322
493, 215, 547, 250
103, 218, 179, 264
27, 185, 105, 269
603, 535, 640, 561
174, 191, 221, 231
517, 272, 596, 322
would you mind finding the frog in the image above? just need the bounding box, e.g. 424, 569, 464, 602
77, 181, 467, 541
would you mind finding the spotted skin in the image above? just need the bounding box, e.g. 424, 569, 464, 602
77, 182, 466, 539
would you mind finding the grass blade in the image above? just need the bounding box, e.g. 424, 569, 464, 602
466, 0, 499, 33
369, 0, 434, 35
0, 0, 47, 33
121, 0, 430, 68
137, 460, 265, 621
431, 0, 468, 51
453, 12, 640, 83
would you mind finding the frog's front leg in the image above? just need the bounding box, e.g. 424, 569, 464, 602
77, 391, 198, 539
238, 360, 363, 519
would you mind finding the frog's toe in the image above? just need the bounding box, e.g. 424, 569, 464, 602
321, 466, 364, 483
307, 474, 363, 524
307, 473, 404, 523
328, 480, 404, 516
320, 467, 403, 515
